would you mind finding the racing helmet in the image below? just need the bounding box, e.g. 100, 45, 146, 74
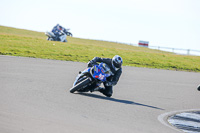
59, 26, 63, 30
112, 55, 123, 70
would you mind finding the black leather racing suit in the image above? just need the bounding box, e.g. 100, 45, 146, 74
88, 57, 122, 97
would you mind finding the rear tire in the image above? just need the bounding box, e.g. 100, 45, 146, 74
49, 38, 53, 41
70, 78, 91, 93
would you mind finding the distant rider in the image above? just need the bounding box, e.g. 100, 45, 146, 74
51, 24, 67, 42
87, 55, 123, 97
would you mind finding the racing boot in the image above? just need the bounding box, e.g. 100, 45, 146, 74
99, 87, 112, 97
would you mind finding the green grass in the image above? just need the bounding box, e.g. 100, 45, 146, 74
0, 25, 200, 72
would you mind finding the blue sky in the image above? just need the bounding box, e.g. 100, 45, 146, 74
1, 0, 200, 53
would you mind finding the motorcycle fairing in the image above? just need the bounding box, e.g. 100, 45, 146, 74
92, 64, 111, 82
73, 68, 91, 86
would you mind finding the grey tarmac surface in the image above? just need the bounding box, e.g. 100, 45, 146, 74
0, 55, 200, 133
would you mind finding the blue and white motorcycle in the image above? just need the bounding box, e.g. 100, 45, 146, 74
70, 63, 113, 93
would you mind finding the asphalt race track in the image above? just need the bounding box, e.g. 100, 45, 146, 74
0, 55, 200, 133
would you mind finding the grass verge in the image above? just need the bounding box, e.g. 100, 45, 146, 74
0, 25, 200, 72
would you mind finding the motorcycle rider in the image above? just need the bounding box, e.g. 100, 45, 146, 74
51, 24, 67, 42
87, 55, 123, 97
51, 24, 60, 39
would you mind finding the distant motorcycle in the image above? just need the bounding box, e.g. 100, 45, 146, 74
70, 63, 113, 93
45, 28, 72, 42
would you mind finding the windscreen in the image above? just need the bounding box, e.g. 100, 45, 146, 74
101, 63, 111, 74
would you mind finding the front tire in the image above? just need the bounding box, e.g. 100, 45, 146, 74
67, 32, 73, 36
70, 78, 91, 93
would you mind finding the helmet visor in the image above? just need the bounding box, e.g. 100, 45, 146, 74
113, 61, 121, 68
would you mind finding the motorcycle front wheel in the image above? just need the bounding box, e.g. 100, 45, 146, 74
70, 78, 91, 93
67, 32, 73, 36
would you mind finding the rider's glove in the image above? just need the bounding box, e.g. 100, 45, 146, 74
105, 81, 113, 86
87, 60, 95, 67
87, 62, 92, 67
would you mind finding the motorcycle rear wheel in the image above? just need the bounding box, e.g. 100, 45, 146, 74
70, 78, 90, 93
47, 37, 54, 41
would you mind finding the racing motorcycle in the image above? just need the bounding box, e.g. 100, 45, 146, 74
70, 63, 113, 93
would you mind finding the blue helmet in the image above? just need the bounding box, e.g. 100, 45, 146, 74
112, 55, 123, 70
